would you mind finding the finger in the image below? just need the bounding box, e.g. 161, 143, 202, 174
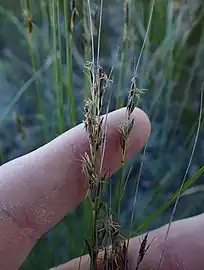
0, 107, 150, 270
53, 214, 204, 270
128, 213, 204, 270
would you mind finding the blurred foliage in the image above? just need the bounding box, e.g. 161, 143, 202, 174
0, 0, 204, 269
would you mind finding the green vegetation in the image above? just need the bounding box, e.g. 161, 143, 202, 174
0, 0, 203, 269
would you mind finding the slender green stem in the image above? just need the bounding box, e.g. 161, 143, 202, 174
116, 0, 130, 109
25, 0, 47, 142
52, 0, 63, 135
63, 0, 77, 126
56, 0, 65, 132
134, 166, 204, 235
169, 28, 204, 150
116, 145, 127, 221
83, 0, 91, 100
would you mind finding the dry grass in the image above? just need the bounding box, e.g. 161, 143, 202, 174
81, 0, 155, 268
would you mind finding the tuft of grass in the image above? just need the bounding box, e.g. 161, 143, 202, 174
82, 0, 127, 266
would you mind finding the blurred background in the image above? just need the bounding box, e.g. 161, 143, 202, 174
0, 0, 204, 269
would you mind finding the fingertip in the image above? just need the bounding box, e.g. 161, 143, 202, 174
108, 106, 151, 143
117, 107, 151, 160
99, 107, 151, 177
129, 107, 151, 148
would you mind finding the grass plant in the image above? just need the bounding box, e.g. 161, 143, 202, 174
0, 0, 203, 269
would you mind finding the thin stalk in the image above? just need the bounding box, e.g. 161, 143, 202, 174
127, 143, 148, 253
24, 0, 48, 142
169, 27, 204, 150
133, 0, 155, 76
116, 0, 130, 109
84, 2, 99, 267
115, 0, 155, 222
162, 0, 174, 154
158, 83, 203, 269
87, 0, 95, 74
116, 142, 127, 220
52, 0, 63, 135
96, 0, 103, 67
83, 2, 128, 267
134, 166, 204, 235
57, 0, 65, 132
83, 0, 92, 100
64, 0, 77, 126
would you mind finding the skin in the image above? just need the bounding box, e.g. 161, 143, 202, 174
0, 107, 203, 270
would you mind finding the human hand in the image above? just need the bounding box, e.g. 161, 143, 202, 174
54, 213, 204, 270
0, 107, 149, 269
0, 107, 203, 270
